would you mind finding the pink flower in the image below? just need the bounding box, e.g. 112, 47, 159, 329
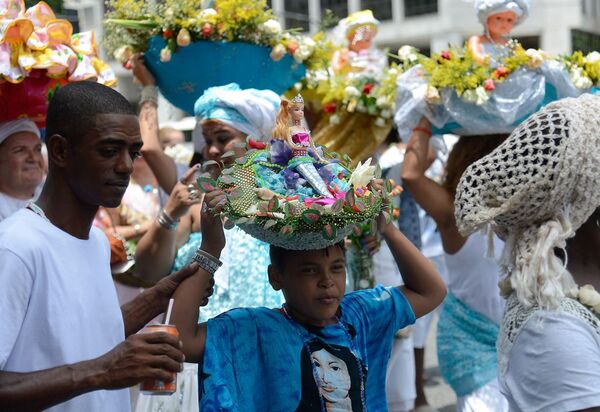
483, 79, 495, 91
440, 51, 451, 60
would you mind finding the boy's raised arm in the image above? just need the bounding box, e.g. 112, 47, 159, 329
170, 189, 228, 364
381, 219, 447, 319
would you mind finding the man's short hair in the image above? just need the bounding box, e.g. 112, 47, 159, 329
269, 242, 346, 272
45, 81, 136, 142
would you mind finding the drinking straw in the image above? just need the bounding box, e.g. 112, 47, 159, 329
164, 298, 175, 324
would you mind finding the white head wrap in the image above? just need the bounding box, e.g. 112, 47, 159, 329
192, 83, 280, 154
474, 0, 530, 26
0, 119, 40, 146
455, 94, 600, 310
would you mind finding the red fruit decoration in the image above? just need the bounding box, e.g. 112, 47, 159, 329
362, 83, 374, 95
493, 66, 509, 79
323, 102, 337, 113
163, 29, 173, 39
248, 138, 267, 150
483, 79, 496, 91
440, 50, 451, 60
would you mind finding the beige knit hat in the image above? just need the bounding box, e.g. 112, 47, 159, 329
455, 94, 600, 309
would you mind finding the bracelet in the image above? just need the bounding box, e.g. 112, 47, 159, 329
192, 248, 223, 275
157, 209, 179, 231
133, 224, 141, 236
140, 85, 158, 106
413, 127, 432, 137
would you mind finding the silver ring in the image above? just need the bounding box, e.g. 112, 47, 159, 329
188, 190, 200, 200
201, 202, 208, 213
187, 184, 196, 191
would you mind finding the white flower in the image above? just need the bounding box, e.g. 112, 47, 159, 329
578, 285, 600, 308
113, 45, 133, 63
160, 47, 172, 63
270, 44, 286, 61
164, 144, 193, 165
376, 96, 391, 108
462, 87, 490, 105
199, 8, 217, 18
329, 114, 341, 124
585, 51, 600, 63
344, 86, 361, 98
380, 109, 392, 119
374, 117, 386, 127
349, 158, 376, 188
570, 67, 593, 89
425, 85, 441, 104
164, 7, 174, 19
262, 19, 282, 35
568, 286, 580, 299
294, 82, 302, 91
293, 44, 313, 62
398, 45, 418, 62
387, 67, 399, 76
525, 48, 544, 68
301, 37, 316, 48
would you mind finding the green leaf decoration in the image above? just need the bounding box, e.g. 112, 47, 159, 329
234, 217, 249, 225
382, 210, 392, 225
330, 199, 344, 214
370, 219, 378, 234
221, 150, 236, 160
223, 218, 235, 230
384, 178, 394, 193
310, 203, 325, 214
374, 164, 382, 179
235, 157, 247, 165
285, 202, 299, 216
354, 199, 366, 212
302, 209, 322, 224
345, 190, 356, 207
219, 175, 235, 185
322, 223, 337, 241
196, 176, 217, 193
221, 167, 233, 175
369, 194, 376, 207
258, 202, 269, 213
264, 219, 278, 229
267, 197, 280, 212
202, 160, 220, 170
234, 142, 248, 149
342, 154, 351, 166
280, 225, 294, 235
228, 188, 242, 200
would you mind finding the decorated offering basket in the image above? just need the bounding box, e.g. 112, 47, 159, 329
198, 138, 399, 250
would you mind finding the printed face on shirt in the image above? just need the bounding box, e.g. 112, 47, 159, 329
201, 120, 246, 170
65, 113, 142, 208
270, 245, 346, 327
486, 11, 517, 37
312, 349, 352, 404
0, 132, 44, 195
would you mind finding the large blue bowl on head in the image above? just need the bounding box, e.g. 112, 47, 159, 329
144, 36, 306, 114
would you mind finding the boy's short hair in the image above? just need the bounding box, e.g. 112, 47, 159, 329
269, 242, 346, 272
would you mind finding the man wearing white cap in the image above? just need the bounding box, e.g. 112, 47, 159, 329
0, 119, 44, 221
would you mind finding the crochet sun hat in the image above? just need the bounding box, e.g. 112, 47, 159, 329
454, 94, 600, 310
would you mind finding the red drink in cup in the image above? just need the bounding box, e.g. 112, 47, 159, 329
140, 324, 179, 395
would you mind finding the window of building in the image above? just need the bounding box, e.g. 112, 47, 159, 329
321, 0, 348, 20
284, 0, 310, 31
404, 0, 438, 17
361, 0, 393, 20
572, 29, 600, 53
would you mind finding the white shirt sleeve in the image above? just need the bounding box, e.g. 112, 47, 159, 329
502, 311, 600, 412
0, 249, 34, 369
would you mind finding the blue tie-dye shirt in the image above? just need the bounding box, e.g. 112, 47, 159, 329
200, 285, 415, 411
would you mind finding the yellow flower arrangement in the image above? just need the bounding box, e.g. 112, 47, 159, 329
560, 50, 600, 89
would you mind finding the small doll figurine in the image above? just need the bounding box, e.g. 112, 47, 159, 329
467, 0, 530, 65
272, 94, 334, 198
331, 10, 386, 76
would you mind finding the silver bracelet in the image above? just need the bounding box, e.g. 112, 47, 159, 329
157, 209, 179, 230
140, 85, 158, 106
192, 248, 222, 275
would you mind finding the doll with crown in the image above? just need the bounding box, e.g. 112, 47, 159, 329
394, 0, 598, 140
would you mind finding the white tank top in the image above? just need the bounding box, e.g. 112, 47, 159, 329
444, 231, 505, 324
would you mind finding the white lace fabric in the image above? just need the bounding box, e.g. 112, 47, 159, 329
498, 293, 600, 376
454, 94, 600, 310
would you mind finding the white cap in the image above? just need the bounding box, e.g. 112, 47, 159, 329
0, 119, 41, 146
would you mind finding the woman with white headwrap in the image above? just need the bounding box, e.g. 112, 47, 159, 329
0, 119, 44, 221
131, 56, 284, 412
455, 94, 600, 411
